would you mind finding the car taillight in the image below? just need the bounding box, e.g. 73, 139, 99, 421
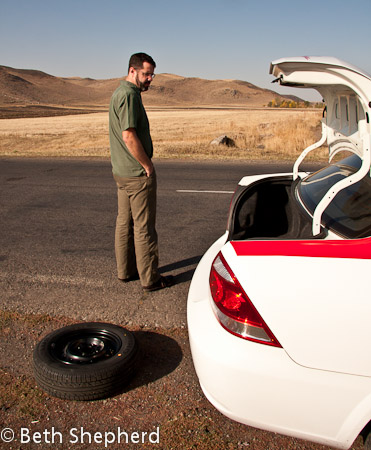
209, 252, 281, 347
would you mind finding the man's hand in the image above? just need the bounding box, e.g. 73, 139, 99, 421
143, 160, 154, 177
122, 128, 154, 177
138, 161, 154, 177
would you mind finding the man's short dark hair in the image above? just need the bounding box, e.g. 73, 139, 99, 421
128, 53, 156, 72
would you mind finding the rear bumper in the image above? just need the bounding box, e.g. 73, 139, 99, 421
187, 238, 370, 449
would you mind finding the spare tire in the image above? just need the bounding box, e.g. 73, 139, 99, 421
33, 322, 138, 401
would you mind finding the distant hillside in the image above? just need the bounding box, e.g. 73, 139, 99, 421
0, 66, 110, 107
144, 73, 290, 107
0, 65, 302, 118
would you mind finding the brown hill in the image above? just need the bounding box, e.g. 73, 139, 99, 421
0, 65, 300, 118
0, 66, 109, 107
144, 73, 287, 107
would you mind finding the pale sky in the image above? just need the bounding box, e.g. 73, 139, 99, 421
1, 0, 371, 101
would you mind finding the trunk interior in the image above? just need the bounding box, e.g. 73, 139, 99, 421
228, 177, 317, 241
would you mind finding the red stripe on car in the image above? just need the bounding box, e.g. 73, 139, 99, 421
231, 237, 371, 259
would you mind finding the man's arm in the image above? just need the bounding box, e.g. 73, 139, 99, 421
122, 128, 154, 177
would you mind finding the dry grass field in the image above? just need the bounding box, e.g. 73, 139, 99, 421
0, 108, 328, 161
0, 65, 329, 161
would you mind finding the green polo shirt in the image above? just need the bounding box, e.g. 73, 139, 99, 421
109, 80, 153, 177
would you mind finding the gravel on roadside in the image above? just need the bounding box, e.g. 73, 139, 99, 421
0, 312, 365, 450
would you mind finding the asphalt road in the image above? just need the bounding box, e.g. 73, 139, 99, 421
1, 157, 306, 328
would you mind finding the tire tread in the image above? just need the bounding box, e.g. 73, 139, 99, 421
32, 322, 138, 401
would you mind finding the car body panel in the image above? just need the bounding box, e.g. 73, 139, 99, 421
187, 57, 371, 449
187, 247, 371, 449
238, 172, 296, 186
222, 241, 371, 376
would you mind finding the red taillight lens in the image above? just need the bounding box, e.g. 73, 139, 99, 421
210, 252, 281, 347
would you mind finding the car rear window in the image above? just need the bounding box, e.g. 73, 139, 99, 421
298, 155, 371, 238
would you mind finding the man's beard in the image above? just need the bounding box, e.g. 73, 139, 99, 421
135, 74, 150, 92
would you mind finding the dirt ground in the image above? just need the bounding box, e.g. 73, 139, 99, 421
0, 312, 365, 450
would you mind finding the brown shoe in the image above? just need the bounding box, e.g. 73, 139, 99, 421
119, 271, 139, 283
143, 275, 174, 292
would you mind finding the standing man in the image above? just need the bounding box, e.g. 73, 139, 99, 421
109, 52, 173, 291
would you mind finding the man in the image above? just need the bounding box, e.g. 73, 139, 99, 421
109, 52, 173, 291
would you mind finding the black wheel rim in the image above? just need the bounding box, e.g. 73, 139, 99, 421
50, 329, 122, 365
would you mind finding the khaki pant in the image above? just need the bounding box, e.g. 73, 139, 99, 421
114, 173, 160, 287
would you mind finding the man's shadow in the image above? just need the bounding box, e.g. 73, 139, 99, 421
159, 255, 202, 283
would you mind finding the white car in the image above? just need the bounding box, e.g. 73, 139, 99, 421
187, 56, 371, 450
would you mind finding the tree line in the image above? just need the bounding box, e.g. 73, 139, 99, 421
267, 98, 324, 108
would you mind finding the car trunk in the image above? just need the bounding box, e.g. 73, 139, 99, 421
227, 175, 316, 241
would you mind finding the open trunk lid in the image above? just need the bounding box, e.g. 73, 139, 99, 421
270, 56, 371, 235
